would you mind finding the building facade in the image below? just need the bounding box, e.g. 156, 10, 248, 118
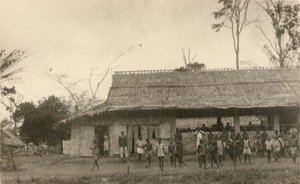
62, 67, 300, 156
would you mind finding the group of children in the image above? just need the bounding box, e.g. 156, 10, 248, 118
263, 132, 298, 164
206, 129, 299, 166
136, 137, 184, 171
133, 130, 185, 171
195, 131, 253, 169
91, 129, 298, 172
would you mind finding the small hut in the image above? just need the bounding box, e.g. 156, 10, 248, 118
1, 129, 25, 147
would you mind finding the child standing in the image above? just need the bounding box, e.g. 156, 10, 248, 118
216, 135, 224, 166
289, 134, 298, 164
273, 137, 281, 162
90, 137, 100, 171
176, 142, 184, 167
136, 136, 144, 161
242, 135, 251, 164
144, 139, 153, 167
156, 138, 165, 171
265, 137, 273, 163
228, 135, 234, 161
208, 141, 219, 168
223, 139, 227, 160
168, 142, 176, 166
233, 135, 242, 163
197, 139, 207, 169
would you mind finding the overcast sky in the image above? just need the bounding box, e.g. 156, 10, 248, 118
1, 0, 284, 119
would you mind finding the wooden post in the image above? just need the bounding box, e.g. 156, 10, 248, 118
273, 112, 280, 134
233, 110, 239, 172
234, 110, 240, 133
298, 109, 300, 128
127, 159, 130, 176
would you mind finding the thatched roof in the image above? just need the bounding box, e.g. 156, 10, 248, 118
62, 67, 299, 122
1, 129, 26, 147
106, 67, 300, 110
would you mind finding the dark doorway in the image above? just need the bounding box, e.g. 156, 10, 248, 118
280, 109, 298, 133
95, 126, 108, 155
127, 126, 142, 154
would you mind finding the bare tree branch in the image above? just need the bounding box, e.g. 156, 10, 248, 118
256, 25, 279, 55
47, 72, 80, 110
191, 54, 197, 63
182, 48, 187, 67
48, 45, 140, 113
92, 45, 138, 99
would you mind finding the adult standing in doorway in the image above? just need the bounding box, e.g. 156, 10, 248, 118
103, 135, 109, 157
119, 131, 128, 158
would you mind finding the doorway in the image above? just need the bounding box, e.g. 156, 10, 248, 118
95, 126, 109, 156
127, 126, 142, 154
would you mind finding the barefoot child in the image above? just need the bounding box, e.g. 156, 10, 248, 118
156, 138, 165, 171
265, 137, 272, 163
208, 141, 219, 168
273, 137, 281, 162
144, 139, 153, 167
90, 137, 100, 171
289, 134, 298, 164
217, 135, 224, 166
176, 142, 185, 167
168, 142, 176, 166
197, 139, 207, 169
243, 135, 251, 164
136, 136, 144, 161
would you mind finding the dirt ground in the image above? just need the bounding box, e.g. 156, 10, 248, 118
1, 154, 299, 183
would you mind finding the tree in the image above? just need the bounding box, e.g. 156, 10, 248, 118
0, 88, 23, 135
48, 45, 141, 114
0, 49, 28, 134
257, 0, 300, 68
0, 49, 27, 83
175, 48, 206, 71
212, 0, 256, 69
15, 96, 70, 145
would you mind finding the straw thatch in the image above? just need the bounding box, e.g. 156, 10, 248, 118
107, 67, 300, 110
1, 129, 25, 147
63, 67, 299, 121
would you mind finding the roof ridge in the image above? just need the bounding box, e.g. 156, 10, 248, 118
114, 66, 298, 75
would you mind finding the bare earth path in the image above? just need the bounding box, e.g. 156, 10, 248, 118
1, 155, 299, 183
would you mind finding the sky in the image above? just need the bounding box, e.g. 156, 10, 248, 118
0, 0, 284, 119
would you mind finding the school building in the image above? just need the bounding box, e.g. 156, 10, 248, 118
62, 67, 300, 156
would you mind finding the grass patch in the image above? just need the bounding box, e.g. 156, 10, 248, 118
11, 167, 299, 184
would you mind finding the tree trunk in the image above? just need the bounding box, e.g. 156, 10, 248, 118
236, 50, 239, 70
278, 34, 284, 68
236, 33, 240, 70
10, 111, 17, 136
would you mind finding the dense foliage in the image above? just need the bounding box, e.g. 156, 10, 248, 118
14, 96, 71, 146
175, 62, 206, 72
